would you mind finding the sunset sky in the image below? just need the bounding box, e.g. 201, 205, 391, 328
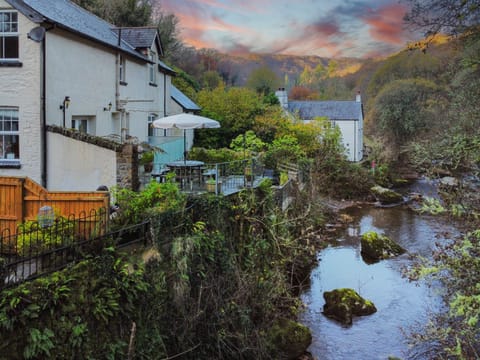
159, 0, 420, 58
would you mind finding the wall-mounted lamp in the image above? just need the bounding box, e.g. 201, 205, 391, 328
103, 102, 112, 111
59, 96, 70, 110
59, 96, 70, 127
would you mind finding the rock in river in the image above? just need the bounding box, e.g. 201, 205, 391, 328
370, 185, 403, 205
267, 318, 312, 359
323, 288, 377, 325
361, 231, 406, 262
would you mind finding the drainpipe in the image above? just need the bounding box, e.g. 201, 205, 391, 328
163, 73, 167, 136
41, 32, 47, 187
163, 73, 167, 117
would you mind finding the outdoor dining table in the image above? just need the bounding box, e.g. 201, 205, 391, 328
166, 160, 205, 189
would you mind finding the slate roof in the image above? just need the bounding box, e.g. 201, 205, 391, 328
115, 27, 158, 50
288, 100, 362, 121
171, 85, 200, 112
6, 0, 148, 61
112, 27, 176, 75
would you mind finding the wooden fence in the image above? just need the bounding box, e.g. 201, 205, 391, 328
0, 177, 110, 238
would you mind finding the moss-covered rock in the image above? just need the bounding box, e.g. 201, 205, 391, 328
361, 231, 406, 262
370, 185, 403, 204
267, 318, 312, 359
323, 288, 377, 325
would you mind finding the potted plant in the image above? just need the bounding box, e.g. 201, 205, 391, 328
244, 165, 253, 181
206, 178, 221, 193
140, 151, 154, 173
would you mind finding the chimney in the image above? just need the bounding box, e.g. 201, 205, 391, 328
275, 88, 288, 109
355, 90, 361, 103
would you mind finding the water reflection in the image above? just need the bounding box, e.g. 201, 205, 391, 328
299, 204, 459, 360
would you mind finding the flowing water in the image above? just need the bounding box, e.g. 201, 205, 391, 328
299, 181, 461, 360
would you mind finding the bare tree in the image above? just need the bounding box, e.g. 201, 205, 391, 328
404, 0, 480, 37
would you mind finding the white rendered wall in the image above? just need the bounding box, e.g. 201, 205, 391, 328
45, 29, 116, 134
0, 2, 42, 182
47, 132, 116, 191
117, 56, 170, 142
45, 28, 171, 140
334, 121, 356, 162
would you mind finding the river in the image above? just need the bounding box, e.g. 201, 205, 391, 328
299, 181, 461, 360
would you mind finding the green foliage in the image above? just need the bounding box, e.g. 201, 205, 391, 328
252, 106, 291, 144
407, 133, 480, 174
196, 85, 264, 148
201, 70, 224, 90
139, 150, 154, 165
312, 120, 374, 199
418, 197, 447, 215
409, 230, 480, 358
111, 179, 186, 226
449, 58, 480, 135
188, 146, 241, 163
371, 78, 441, 145
367, 51, 444, 97
24, 328, 55, 359
16, 217, 75, 256
0, 250, 150, 359
246, 65, 281, 95
230, 130, 266, 154
263, 135, 306, 169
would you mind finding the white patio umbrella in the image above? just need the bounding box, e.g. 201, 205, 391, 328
152, 113, 221, 162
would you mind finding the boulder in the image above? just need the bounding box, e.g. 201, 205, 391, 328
323, 288, 377, 325
361, 231, 406, 262
439, 176, 459, 187
267, 318, 312, 360
370, 185, 403, 204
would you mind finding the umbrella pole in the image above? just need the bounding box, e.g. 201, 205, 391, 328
183, 130, 186, 163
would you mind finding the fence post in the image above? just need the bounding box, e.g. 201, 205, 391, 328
215, 163, 219, 195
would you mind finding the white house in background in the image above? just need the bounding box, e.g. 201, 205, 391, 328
276, 89, 364, 162
0, 0, 197, 191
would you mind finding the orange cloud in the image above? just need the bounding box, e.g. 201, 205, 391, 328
363, 4, 408, 44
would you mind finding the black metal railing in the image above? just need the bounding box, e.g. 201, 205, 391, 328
0, 208, 135, 289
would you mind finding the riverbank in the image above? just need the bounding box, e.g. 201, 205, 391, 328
300, 187, 461, 359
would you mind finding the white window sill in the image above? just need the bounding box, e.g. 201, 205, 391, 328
0, 159, 21, 168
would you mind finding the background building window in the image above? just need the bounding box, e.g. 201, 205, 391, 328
148, 50, 156, 84
0, 107, 20, 160
148, 113, 157, 137
0, 11, 19, 60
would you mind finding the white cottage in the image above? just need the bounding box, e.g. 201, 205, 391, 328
0, 0, 196, 190
276, 89, 364, 162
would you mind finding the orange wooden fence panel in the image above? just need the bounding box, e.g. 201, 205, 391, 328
0, 176, 109, 237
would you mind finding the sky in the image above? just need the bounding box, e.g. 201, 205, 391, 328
158, 0, 420, 59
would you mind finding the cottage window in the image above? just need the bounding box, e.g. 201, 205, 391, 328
148, 50, 156, 84
71, 118, 88, 134
0, 11, 19, 61
0, 107, 20, 161
119, 55, 126, 84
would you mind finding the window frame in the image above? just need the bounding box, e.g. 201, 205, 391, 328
71, 118, 88, 134
148, 113, 157, 137
0, 10, 19, 62
148, 49, 156, 85
0, 107, 20, 166
119, 55, 127, 85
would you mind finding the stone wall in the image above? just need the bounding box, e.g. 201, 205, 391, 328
117, 144, 139, 191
